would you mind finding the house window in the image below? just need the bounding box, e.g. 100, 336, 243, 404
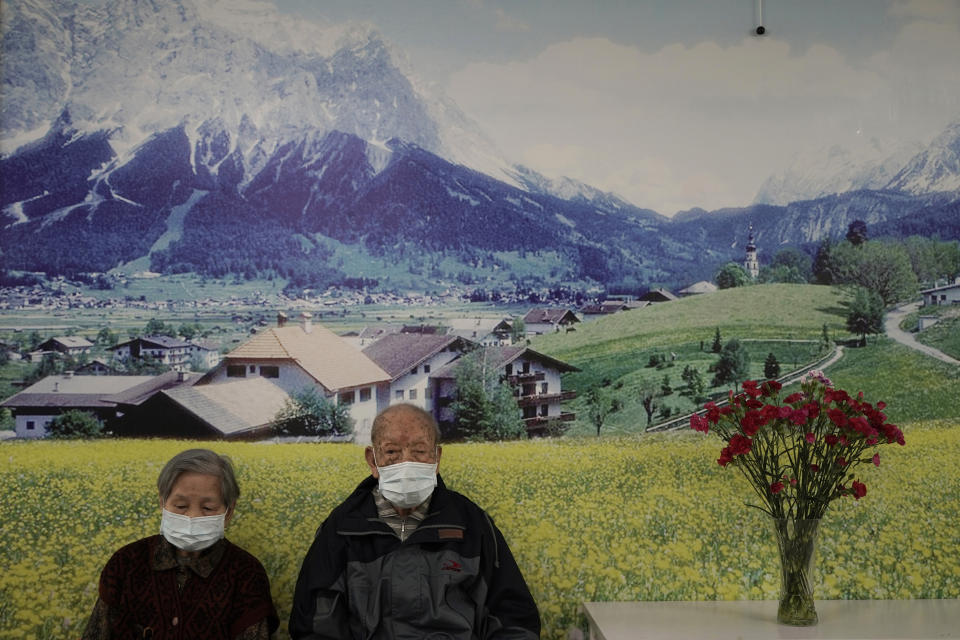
395, 389, 404, 400
540, 382, 549, 394
539, 404, 548, 417
409, 389, 418, 400
26, 420, 35, 430
523, 406, 537, 419
227, 365, 246, 378
505, 364, 513, 375
522, 361, 530, 374
359, 387, 372, 402
260, 365, 280, 378
410, 366, 418, 375
339, 390, 355, 405
249, 365, 256, 373
423, 364, 430, 374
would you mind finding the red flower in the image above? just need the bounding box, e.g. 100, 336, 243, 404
809, 464, 819, 472
728, 434, 753, 456
770, 481, 784, 494
836, 456, 847, 466
784, 392, 804, 404
690, 414, 710, 433
761, 380, 782, 397
789, 409, 808, 426
872, 453, 880, 467
827, 408, 848, 428
741, 411, 766, 436
805, 432, 816, 444
852, 480, 867, 500
777, 406, 792, 419
824, 434, 839, 446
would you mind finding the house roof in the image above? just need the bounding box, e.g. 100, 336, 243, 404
446, 318, 512, 339
224, 324, 390, 391
920, 280, 960, 294
38, 336, 94, 350
112, 335, 193, 350
162, 378, 290, 436
639, 288, 679, 302
431, 346, 580, 379
679, 280, 719, 295
105, 370, 201, 406
582, 301, 629, 315
362, 334, 469, 380
1, 374, 155, 409
522, 308, 580, 324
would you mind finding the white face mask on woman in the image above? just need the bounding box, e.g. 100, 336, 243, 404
160, 508, 225, 551
376, 461, 438, 509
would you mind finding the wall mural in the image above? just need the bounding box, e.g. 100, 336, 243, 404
1, 0, 959, 638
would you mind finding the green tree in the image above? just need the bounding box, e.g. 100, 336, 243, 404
715, 262, 750, 289
712, 338, 750, 387
25, 354, 62, 385
812, 237, 837, 285
178, 323, 199, 341
585, 386, 613, 437
450, 350, 526, 441
846, 220, 868, 246
845, 287, 885, 347
144, 318, 176, 337
510, 318, 526, 344
96, 327, 118, 346
273, 387, 353, 437
711, 327, 723, 353
47, 410, 102, 439
680, 365, 706, 402
763, 352, 781, 379
832, 241, 919, 306
759, 247, 813, 284
660, 374, 673, 396
638, 379, 660, 428
903, 236, 960, 285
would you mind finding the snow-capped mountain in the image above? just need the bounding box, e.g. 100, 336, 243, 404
0, 0, 516, 186
886, 120, 960, 195
752, 137, 921, 206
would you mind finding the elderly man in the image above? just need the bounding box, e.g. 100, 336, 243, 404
289, 403, 540, 639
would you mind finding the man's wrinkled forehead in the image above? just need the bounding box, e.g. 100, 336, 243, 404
374, 409, 436, 446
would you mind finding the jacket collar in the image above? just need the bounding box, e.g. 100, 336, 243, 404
339, 474, 468, 540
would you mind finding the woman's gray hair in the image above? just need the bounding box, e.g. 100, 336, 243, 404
157, 448, 240, 508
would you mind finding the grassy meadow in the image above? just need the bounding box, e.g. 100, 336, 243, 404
2, 425, 958, 639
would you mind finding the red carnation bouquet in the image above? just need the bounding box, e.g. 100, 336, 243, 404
690, 370, 905, 520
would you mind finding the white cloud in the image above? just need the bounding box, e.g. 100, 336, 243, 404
447, 34, 906, 214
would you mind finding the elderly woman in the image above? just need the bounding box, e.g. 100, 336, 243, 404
82, 448, 279, 639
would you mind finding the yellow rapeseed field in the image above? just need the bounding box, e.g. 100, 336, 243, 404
1, 422, 958, 639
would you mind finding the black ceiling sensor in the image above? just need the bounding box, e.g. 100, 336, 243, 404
755, 0, 767, 36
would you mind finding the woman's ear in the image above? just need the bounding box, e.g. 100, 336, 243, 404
224, 504, 235, 526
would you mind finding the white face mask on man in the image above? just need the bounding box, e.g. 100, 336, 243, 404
376, 459, 438, 509
160, 508, 225, 552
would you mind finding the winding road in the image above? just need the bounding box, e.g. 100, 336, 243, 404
884, 302, 960, 366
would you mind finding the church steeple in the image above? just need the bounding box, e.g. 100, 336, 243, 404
744, 224, 759, 279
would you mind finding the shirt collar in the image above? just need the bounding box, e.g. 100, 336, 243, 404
152, 535, 226, 578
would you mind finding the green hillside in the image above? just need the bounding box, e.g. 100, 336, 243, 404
530, 284, 960, 434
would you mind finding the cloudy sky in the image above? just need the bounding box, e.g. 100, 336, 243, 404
278, 0, 959, 216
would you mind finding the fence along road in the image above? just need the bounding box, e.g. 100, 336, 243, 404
648, 341, 844, 433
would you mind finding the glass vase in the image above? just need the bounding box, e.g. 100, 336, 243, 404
772, 518, 820, 626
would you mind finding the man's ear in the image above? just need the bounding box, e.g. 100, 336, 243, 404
224, 504, 235, 526
365, 446, 379, 478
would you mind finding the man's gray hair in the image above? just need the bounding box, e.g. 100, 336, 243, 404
371, 404, 441, 447
157, 448, 240, 508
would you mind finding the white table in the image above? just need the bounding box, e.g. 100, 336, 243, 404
581, 600, 960, 640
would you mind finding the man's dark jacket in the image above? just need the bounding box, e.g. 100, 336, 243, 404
289, 474, 541, 639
